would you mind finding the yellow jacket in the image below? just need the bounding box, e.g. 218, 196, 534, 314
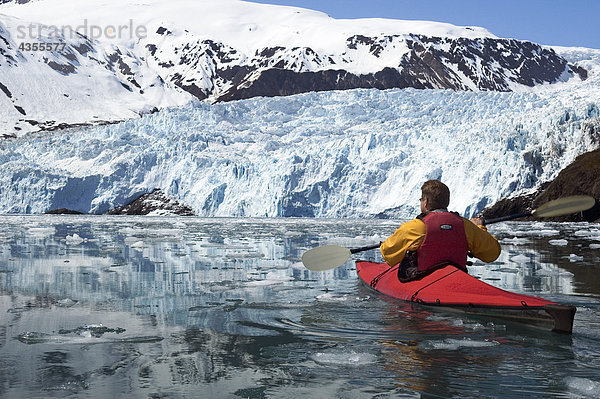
381, 217, 501, 266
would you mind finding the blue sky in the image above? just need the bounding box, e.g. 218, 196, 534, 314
246, 0, 600, 49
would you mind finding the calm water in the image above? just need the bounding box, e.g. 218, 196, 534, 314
0, 216, 599, 399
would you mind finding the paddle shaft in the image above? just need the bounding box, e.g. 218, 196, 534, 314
482, 212, 531, 225
350, 243, 382, 254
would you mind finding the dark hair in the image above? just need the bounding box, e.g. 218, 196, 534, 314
421, 180, 450, 210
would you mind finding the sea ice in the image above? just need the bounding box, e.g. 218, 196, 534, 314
548, 239, 569, 246
311, 351, 377, 366
510, 254, 530, 263
65, 234, 85, 245
565, 377, 600, 398
27, 227, 56, 237
569, 254, 584, 262
501, 237, 530, 245
420, 338, 500, 350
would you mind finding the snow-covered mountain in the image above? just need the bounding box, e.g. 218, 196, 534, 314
0, 1, 35, 5
1, 44, 599, 218
0, 0, 588, 137
0, 13, 192, 137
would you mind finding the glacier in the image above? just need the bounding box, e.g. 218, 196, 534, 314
1, 46, 599, 218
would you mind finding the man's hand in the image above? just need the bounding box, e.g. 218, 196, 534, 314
470, 217, 484, 226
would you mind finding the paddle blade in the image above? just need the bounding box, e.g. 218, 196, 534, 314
302, 245, 351, 271
533, 195, 596, 218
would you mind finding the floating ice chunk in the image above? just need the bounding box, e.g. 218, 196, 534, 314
574, 229, 600, 239
56, 298, 78, 308
245, 271, 293, 286
80, 330, 93, 338
535, 268, 573, 277
269, 263, 291, 270
548, 239, 568, 246
153, 229, 184, 237
28, 227, 56, 237
421, 338, 499, 350
528, 229, 560, 237
569, 254, 584, 262
501, 237, 530, 244
120, 227, 145, 236
492, 267, 519, 273
510, 254, 530, 263
16, 331, 53, 344
311, 351, 377, 366
245, 279, 281, 286
65, 234, 85, 245
590, 244, 600, 250
565, 377, 600, 398
315, 292, 350, 302
226, 251, 265, 259
130, 241, 145, 249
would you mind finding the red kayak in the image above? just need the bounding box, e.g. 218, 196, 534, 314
356, 261, 576, 333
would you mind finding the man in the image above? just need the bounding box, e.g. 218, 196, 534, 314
380, 180, 501, 282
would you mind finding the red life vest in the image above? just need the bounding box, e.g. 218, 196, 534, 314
416, 211, 468, 272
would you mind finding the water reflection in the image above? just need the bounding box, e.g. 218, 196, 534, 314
0, 216, 599, 398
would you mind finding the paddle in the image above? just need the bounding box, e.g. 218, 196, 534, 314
301, 195, 596, 271
481, 195, 596, 224
301, 243, 381, 272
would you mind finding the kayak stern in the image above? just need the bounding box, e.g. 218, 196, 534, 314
545, 304, 577, 334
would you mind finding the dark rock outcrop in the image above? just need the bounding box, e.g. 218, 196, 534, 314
481, 149, 600, 222
107, 189, 195, 216
45, 208, 85, 215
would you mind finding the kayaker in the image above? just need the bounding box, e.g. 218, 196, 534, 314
380, 180, 501, 282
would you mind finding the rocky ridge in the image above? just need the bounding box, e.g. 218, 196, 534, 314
481, 147, 600, 222
144, 29, 585, 103
106, 189, 195, 216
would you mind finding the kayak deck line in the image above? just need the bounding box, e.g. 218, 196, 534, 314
356, 261, 576, 334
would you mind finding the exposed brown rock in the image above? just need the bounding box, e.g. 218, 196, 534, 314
481, 149, 600, 222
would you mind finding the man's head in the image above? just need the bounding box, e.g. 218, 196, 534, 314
420, 180, 450, 212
